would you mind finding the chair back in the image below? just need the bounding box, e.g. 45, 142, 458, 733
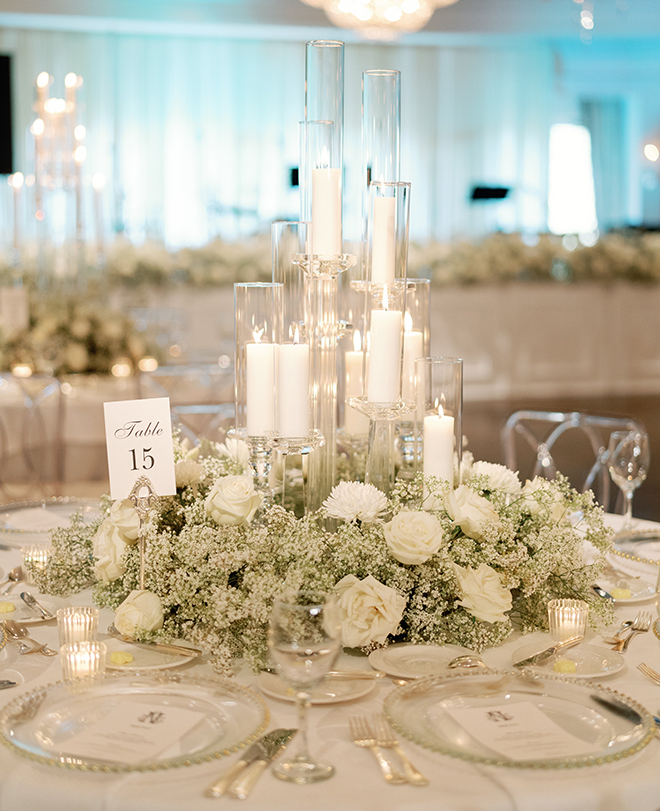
501, 410, 644, 508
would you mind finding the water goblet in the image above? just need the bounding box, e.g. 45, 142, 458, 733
607, 430, 650, 530
267, 590, 341, 784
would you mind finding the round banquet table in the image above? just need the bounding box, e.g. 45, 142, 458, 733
0, 515, 659, 811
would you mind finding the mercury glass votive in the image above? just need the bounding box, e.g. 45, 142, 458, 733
57, 606, 99, 646
61, 640, 106, 681
548, 598, 589, 642
21, 545, 52, 585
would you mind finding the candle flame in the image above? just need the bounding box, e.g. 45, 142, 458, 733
404, 312, 413, 333
320, 145, 330, 169
31, 118, 45, 137
8, 173, 23, 189
291, 324, 301, 344
36, 71, 50, 89
253, 327, 265, 344
64, 72, 78, 89
434, 398, 444, 419
353, 329, 361, 352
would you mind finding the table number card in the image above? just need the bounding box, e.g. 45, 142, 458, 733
0, 287, 29, 338
104, 397, 176, 500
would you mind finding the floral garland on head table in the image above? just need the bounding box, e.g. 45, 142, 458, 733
31, 438, 613, 675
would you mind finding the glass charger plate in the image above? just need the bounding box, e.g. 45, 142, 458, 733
258, 671, 376, 705
384, 670, 654, 769
612, 530, 660, 567
510, 642, 624, 679
368, 643, 474, 679
596, 576, 655, 604
0, 498, 101, 546
0, 672, 269, 772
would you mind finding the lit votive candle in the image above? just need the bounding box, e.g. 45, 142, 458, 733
547, 598, 589, 642
61, 640, 106, 680
57, 606, 99, 646
21, 545, 52, 585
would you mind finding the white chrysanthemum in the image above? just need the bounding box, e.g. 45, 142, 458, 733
217, 437, 250, 470
323, 481, 388, 523
470, 461, 521, 495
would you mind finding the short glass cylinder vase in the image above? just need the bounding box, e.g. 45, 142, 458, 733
415, 356, 463, 506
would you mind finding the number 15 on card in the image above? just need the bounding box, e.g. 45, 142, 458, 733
104, 397, 177, 501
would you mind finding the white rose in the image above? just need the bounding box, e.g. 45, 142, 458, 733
521, 478, 568, 524
383, 511, 444, 565
470, 461, 522, 495
175, 458, 206, 488
92, 520, 128, 583
454, 563, 512, 623
115, 589, 164, 635
335, 574, 406, 648
108, 499, 140, 545
205, 476, 262, 526
444, 484, 503, 539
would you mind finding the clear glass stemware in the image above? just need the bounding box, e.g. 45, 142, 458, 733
607, 429, 650, 530
267, 590, 341, 784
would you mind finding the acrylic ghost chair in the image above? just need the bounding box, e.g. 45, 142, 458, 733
501, 410, 645, 510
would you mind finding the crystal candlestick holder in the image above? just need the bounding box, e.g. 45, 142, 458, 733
548, 599, 589, 642
57, 606, 99, 646
234, 282, 282, 502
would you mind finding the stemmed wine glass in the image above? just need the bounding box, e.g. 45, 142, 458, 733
607, 430, 650, 530
267, 590, 341, 784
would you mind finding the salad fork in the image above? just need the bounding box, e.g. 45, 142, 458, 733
371, 714, 428, 786
348, 716, 406, 784
612, 612, 652, 652
638, 662, 660, 686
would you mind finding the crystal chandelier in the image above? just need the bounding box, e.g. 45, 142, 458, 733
300, 0, 460, 40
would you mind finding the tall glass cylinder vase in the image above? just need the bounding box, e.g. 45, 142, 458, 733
361, 70, 400, 248
397, 278, 431, 480
233, 282, 283, 501
305, 40, 344, 176
415, 356, 463, 509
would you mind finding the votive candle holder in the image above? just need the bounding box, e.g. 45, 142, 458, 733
57, 606, 99, 646
61, 640, 106, 681
21, 545, 52, 585
548, 598, 589, 642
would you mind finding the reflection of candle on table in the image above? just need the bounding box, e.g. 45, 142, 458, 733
246, 331, 276, 436
278, 328, 309, 438
344, 331, 369, 435
312, 165, 341, 255
402, 313, 423, 402
423, 403, 454, 483
366, 307, 402, 403
371, 196, 395, 284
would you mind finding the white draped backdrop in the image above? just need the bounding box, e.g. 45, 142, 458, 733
0, 26, 657, 248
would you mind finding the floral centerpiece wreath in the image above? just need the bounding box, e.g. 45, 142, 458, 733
31, 436, 612, 674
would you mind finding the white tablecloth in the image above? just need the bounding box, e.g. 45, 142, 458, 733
0, 517, 659, 811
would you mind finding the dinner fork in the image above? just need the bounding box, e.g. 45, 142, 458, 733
348, 716, 406, 784
637, 662, 660, 686
371, 714, 428, 786
612, 612, 652, 652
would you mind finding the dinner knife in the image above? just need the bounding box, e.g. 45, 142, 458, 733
205, 728, 297, 798
513, 635, 584, 668
106, 624, 202, 657
20, 592, 54, 620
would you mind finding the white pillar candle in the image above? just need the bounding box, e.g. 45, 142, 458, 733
312, 167, 342, 255
366, 309, 402, 403
278, 342, 310, 438
423, 405, 454, 483
401, 328, 423, 402
344, 347, 369, 435
371, 196, 396, 284
246, 342, 276, 436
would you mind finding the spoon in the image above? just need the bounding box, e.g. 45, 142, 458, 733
447, 655, 487, 669
4, 620, 57, 656
0, 567, 23, 595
